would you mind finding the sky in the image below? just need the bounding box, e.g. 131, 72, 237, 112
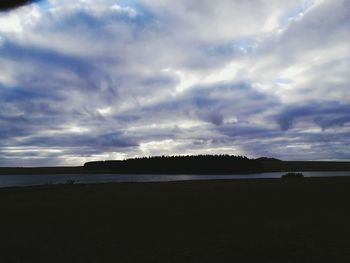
0, 0, 349, 166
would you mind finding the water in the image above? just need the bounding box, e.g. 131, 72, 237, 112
0, 171, 349, 188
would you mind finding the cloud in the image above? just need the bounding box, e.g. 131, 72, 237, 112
0, 0, 349, 166
277, 101, 350, 131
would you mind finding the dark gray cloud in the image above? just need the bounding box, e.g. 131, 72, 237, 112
277, 101, 350, 131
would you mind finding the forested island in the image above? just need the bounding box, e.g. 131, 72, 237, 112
84, 155, 262, 174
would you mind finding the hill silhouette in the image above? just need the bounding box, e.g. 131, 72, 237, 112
256, 157, 282, 162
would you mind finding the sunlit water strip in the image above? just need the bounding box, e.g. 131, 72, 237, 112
0, 172, 350, 188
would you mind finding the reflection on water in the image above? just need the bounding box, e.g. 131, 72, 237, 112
0, 171, 349, 188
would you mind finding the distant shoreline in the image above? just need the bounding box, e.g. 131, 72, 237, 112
1, 158, 350, 175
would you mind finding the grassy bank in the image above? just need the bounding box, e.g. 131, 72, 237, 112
1, 177, 350, 262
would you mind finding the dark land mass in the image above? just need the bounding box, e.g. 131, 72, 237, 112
1, 177, 350, 262
84, 155, 263, 174
0, 0, 37, 11
1, 155, 350, 175
260, 159, 350, 172
0, 166, 84, 175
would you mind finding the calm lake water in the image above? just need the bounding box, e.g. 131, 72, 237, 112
0, 171, 349, 188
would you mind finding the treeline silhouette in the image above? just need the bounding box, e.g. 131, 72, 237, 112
84, 155, 263, 174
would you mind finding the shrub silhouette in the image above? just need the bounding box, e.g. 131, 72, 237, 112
282, 172, 304, 179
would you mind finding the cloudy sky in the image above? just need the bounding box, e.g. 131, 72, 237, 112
0, 0, 349, 166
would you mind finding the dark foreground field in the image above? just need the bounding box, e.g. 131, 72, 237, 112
1, 178, 350, 263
